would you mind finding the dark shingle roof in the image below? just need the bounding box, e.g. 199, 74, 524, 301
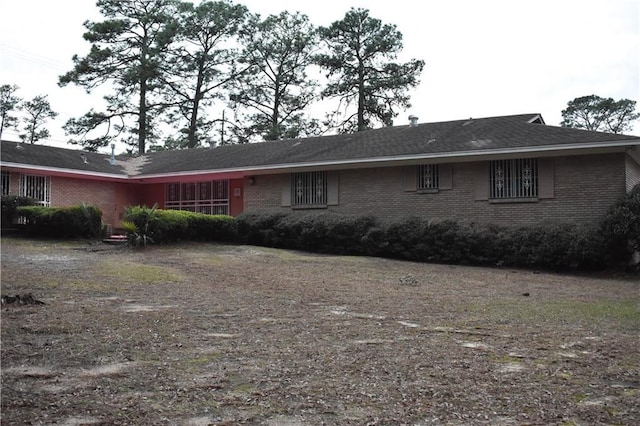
3, 114, 639, 178
138, 113, 640, 175
1, 141, 126, 175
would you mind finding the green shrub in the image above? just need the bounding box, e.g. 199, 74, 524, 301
498, 224, 606, 270
235, 211, 289, 246
17, 203, 102, 238
186, 212, 236, 242
125, 197, 634, 271
123, 204, 161, 245
599, 184, 640, 266
1, 195, 35, 226
271, 212, 378, 255
123, 205, 235, 245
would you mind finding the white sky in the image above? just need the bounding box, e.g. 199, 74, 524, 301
1, 0, 639, 152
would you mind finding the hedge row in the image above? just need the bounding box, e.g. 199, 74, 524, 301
16, 203, 103, 239
123, 205, 236, 245
232, 185, 639, 271
8, 184, 639, 272
1, 195, 36, 226
234, 212, 612, 271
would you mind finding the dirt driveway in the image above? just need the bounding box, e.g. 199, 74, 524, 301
1, 236, 639, 425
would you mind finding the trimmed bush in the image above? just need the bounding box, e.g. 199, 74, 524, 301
1, 195, 35, 227
233, 211, 610, 271
235, 211, 289, 246
599, 184, 640, 267
186, 212, 236, 242
124, 198, 635, 271
17, 203, 102, 238
123, 205, 235, 245
272, 212, 378, 255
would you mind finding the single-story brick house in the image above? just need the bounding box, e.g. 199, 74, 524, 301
2, 113, 639, 230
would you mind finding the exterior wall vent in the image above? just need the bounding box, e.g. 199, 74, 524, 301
409, 115, 419, 127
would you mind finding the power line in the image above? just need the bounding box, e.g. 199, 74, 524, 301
0, 44, 70, 72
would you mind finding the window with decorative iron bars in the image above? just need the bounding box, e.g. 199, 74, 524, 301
490, 158, 538, 199
165, 180, 229, 215
292, 171, 327, 206
19, 174, 50, 206
417, 164, 439, 190
1, 171, 10, 195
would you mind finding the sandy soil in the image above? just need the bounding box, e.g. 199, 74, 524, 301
1, 236, 639, 425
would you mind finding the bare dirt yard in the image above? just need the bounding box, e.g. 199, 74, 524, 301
1, 236, 639, 425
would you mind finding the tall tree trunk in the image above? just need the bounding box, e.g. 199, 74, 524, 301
139, 80, 147, 154
357, 63, 365, 131
187, 60, 206, 148
138, 32, 150, 154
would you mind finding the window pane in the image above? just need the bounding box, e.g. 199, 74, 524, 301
19, 174, 50, 206
490, 159, 537, 199
182, 183, 196, 201
418, 164, 439, 189
292, 171, 327, 206
199, 182, 212, 201
165, 180, 229, 215
1, 171, 10, 195
166, 183, 180, 202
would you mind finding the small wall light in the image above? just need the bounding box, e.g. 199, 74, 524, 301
248, 176, 255, 185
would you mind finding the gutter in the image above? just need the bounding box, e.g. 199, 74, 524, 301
0, 162, 131, 180
133, 140, 640, 180
3, 139, 639, 182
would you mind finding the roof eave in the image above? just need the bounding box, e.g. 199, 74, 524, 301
132, 140, 640, 178
0, 162, 130, 180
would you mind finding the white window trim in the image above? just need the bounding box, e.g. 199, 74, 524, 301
1, 171, 10, 196
19, 174, 51, 206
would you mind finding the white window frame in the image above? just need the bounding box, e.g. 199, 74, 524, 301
417, 164, 439, 190
490, 158, 538, 199
19, 174, 51, 206
165, 180, 229, 215
292, 171, 327, 207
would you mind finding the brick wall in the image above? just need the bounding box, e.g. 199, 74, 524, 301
242, 153, 627, 227
3, 151, 629, 229
625, 153, 640, 193
50, 176, 136, 228
244, 174, 287, 213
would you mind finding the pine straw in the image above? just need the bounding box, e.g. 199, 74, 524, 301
1, 237, 639, 425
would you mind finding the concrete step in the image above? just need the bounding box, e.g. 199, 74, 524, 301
102, 234, 128, 245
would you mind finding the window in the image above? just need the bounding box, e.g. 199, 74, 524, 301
417, 164, 439, 190
19, 174, 50, 206
1, 171, 10, 195
165, 180, 229, 215
292, 171, 327, 206
490, 158, 538, 199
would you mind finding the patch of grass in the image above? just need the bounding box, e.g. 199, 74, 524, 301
572, 392, 588, 403
187, 354, 221, 366
493, 354, 524, 364
232, 382, 254, 394
189, 252, 227, 267
469, 298, 640, 331
623, 389, 639, 397
92, 260, 184, 284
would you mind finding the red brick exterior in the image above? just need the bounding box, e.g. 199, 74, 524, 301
244, 153, 629, 226
2, 171, 137, 229
51, 177, 138, 228
3, 152, 636, 229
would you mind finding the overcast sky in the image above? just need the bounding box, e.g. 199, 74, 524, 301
1, 0, 638, 152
